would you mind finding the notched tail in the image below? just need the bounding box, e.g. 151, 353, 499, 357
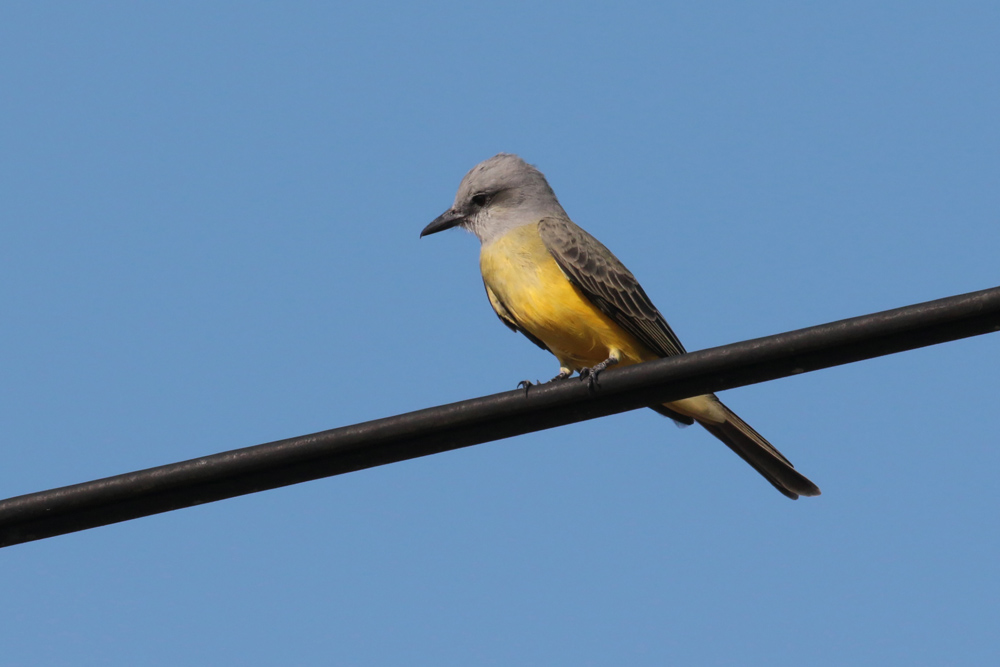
696, 403, 821, 500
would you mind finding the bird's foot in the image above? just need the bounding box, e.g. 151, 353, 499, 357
548, 369, 572, 383
517, 379, 538, 395
579, 357, 619, 390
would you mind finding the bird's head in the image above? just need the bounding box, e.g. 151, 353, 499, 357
421, 153, 566, 244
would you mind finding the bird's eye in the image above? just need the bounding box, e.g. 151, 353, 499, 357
471, 193, 489, 207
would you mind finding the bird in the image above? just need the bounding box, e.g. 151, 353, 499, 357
420, 153, 820, 499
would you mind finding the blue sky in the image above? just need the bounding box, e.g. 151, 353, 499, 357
2, 2, 998, 664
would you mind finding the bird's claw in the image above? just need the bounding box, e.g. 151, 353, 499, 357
579, 358, 619, 391
578, 367, 598, 390
517, 379, 537, 395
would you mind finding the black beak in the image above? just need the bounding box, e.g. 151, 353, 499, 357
420, 208, 466, 237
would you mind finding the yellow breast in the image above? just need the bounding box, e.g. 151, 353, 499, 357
479, 222, 655, 370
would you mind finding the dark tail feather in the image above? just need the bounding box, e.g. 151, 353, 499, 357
695, 402, 821, 500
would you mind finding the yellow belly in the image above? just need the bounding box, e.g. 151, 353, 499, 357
479, 223, 656, 371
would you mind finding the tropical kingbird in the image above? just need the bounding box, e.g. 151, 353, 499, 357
421, 153, 819, 499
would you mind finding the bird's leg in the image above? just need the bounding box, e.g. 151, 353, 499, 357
549, 367, 573, 383
579, 356, 619, 390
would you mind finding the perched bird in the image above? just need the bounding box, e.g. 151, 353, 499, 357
421, 154, 819, 499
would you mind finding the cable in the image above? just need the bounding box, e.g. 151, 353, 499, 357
1, 285, 998, 548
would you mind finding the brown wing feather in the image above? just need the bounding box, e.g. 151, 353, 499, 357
538, 219, 820, 499
538, 217, 686, 358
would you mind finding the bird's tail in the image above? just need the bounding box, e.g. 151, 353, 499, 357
692, 399, 821, 500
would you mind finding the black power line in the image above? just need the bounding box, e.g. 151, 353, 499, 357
1, 286, 998, 548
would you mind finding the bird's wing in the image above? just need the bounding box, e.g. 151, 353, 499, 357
538, 217, 686, 358
483, 281, 551, 353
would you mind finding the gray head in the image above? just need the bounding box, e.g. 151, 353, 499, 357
421, 153, 567, 244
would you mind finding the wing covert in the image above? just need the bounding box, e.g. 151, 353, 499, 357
538, 217, 686, 358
